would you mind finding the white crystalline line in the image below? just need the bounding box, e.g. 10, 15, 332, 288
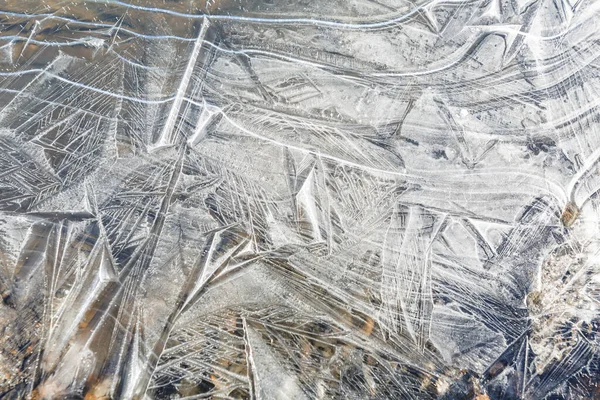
566, 144, 600, 205
152, 17, 211, 149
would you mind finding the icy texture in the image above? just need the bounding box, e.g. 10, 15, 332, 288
1, 0, 600, 399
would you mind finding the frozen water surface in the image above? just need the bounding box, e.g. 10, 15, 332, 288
0, 0, 600, 399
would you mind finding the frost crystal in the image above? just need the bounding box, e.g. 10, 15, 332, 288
0, 0, 599, 399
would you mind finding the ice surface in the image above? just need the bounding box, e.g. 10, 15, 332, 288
0, 0, 600, 399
